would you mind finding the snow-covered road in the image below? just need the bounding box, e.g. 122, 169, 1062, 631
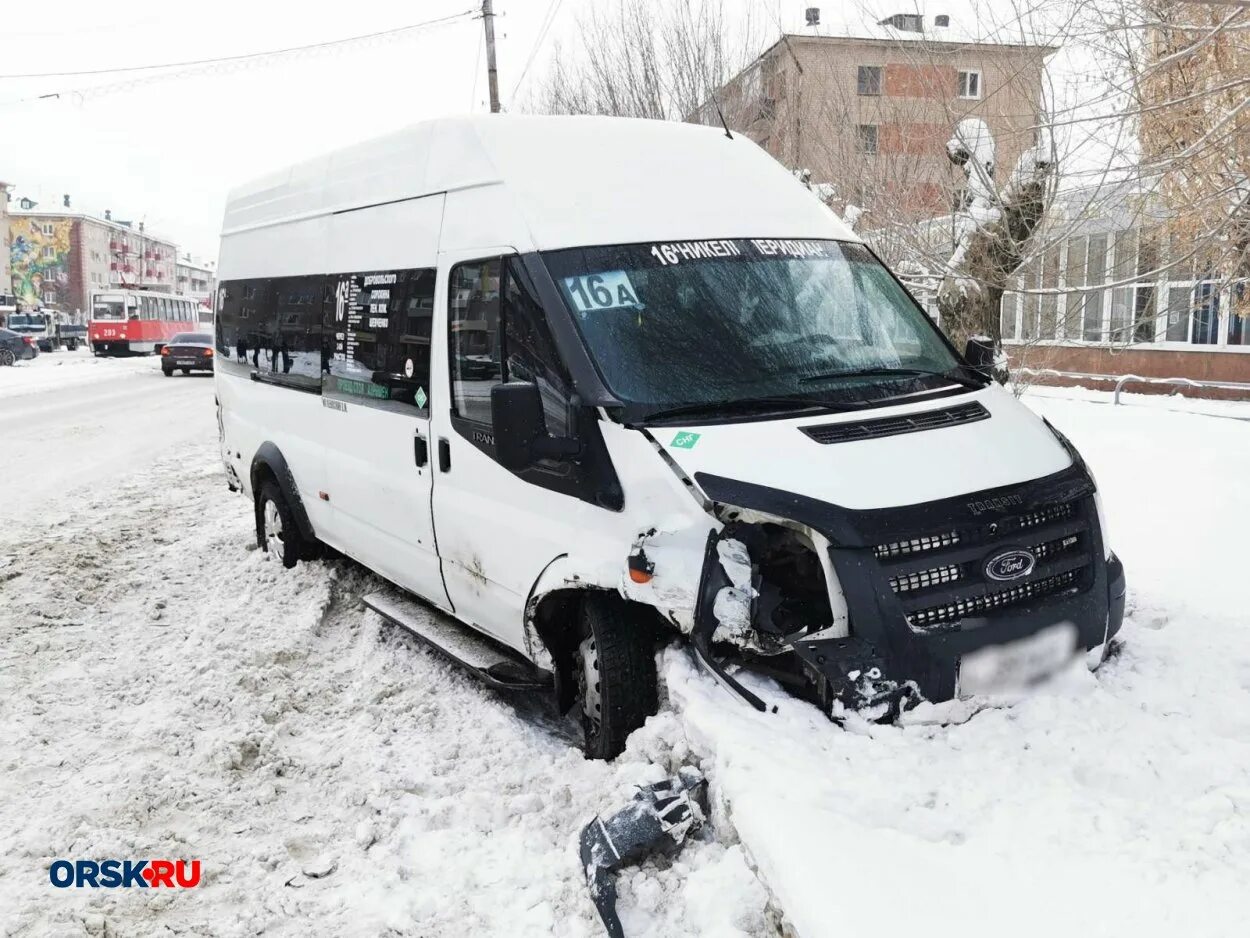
2, 354, 1248, 937
0, 355, 766, 938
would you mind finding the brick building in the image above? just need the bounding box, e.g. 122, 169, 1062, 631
9, 208, 178, 317
702, 10, 1053, 224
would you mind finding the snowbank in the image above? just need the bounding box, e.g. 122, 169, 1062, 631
660, 390, 1250, 938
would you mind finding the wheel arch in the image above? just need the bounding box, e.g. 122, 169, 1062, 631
250, 442, 317, 547
524, 556, 674, 714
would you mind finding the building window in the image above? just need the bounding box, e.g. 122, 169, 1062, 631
857, 66, 882, 96
42, 246, 55, 259
957, 69, 982, 100
857, 124, 878, 155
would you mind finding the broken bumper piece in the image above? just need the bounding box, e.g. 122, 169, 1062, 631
579, 767, 708, 938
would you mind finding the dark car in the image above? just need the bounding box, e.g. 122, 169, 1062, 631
161, 332, 215, 376
0, 327, 39, 366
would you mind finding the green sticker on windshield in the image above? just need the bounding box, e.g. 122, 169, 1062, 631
671, 431, 701, 450
415, 387, 428, 409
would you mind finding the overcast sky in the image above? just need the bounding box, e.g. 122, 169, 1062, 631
1, 0, 1101, 260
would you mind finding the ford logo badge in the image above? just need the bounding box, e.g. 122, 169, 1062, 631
984, 548, 1036, 582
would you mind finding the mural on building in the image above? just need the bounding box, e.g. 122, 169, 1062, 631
11, 218, 71, 308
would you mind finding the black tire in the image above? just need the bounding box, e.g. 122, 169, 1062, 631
0, 348, 14, 367
255, 479, 310, 569
162, 366, 173, 377
180, 368, 191, 375
576, 595, 658, 760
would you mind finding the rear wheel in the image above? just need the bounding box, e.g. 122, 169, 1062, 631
255, 480, 310, 569
0, 348, 14, 367
180, 368, 191, 375
162, 366, 173, 377
576, 595, 658, 760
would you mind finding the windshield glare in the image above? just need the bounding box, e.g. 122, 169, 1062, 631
543, 239, 959, 415
171, 333, 211, 345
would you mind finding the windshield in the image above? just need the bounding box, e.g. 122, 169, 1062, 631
8, 314, 46, 330
543, 239, 961, 417
93, 297, 125, 320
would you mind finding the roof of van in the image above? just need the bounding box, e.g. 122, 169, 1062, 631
220, 115, 859, 251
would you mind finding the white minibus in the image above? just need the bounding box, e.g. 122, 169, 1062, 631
216, 116, 1125, 758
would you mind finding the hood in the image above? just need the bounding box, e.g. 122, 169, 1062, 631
651, 385, 1071, 512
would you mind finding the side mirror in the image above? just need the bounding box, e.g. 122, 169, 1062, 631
492, 382, 547, 471
963, 336, 996, 377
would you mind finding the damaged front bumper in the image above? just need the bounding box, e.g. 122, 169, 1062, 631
691, 463, 1127, 717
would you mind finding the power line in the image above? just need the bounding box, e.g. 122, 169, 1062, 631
511, 0, 567, 99
0, 9, 477, 80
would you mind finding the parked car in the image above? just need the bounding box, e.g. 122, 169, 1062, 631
0, 327, 39, 365
215, 116, 1125, 759
161, 332, 215, 376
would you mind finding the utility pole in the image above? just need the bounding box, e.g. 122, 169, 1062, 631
482, 0, 500, 113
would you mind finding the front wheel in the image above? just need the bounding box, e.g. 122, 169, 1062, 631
255, 480, 311, 569
576, 595, 658, 760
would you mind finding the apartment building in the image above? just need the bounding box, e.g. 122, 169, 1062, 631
9, 208, 177, 315
703, 10, 1053, 225
175, 253, 217, 310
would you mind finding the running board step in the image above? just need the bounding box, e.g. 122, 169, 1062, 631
363, 592, 551, 691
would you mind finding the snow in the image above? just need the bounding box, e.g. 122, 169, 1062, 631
0, 355, 765, 937
4, 360, 1249, 937
664, 385, 1250, 938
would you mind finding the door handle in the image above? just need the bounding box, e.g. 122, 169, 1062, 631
414, 433, 428, 467
438, 438, 451, 472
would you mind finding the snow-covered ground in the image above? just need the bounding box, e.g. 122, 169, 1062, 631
3, 358, 1248, 937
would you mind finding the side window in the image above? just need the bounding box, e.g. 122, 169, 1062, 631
272, 276, 323, 386
448, 259, 502, 424
216, 278, 278, 373
327, 268, 435, 411
447, 256, 573, 439
502, 261, 573, 437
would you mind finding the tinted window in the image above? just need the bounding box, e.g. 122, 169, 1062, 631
448, 259, 502, 424
171, 332, 211, 345
216, 279, 278, 375
273, 276, 323, 384
327, 268, 435, 411
502, 261, 573, 436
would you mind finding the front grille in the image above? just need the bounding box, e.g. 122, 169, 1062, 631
802, 401, 989, 445
890, 562, 961, 593
870, 494, 1095, 632
1018, 502, 1075, 530
887, 532, 1081, 598
875, 531, 960, 559
906, 569, 1082, 629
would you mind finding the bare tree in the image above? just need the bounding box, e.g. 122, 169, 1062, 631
530, 0, 760, 122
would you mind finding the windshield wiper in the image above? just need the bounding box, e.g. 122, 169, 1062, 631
638, 395, 853, 425
799, 366, 988, 390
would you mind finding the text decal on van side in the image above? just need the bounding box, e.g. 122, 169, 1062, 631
670, 431, 701, 450
562, 271, 642, 313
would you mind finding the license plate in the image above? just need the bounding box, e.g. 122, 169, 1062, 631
959, 622, 1077, 696
176, 359, 197, 366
